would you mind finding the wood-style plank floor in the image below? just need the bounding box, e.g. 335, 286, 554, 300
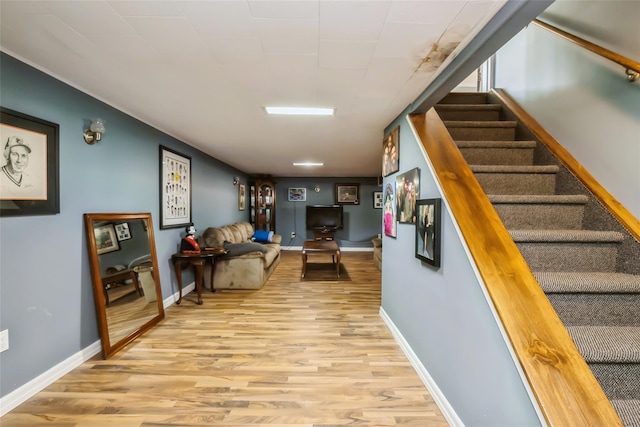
2, 251, 449, 426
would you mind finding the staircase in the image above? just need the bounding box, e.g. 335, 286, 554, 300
435, 92, 640, 427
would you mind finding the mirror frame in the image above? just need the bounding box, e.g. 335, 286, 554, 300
84, 212, 165, 358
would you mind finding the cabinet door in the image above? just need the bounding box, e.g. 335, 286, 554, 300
254, 179, 276, 232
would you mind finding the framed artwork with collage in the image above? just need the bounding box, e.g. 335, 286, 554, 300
383, 183, 396, 237
288, 187, 306, 202
382, 126, 399, 177
415, 198, 442, 267
159, 145, 192, 229
395, 167, 420, 224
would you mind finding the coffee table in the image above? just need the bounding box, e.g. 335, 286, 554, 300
301, 240, 341, 278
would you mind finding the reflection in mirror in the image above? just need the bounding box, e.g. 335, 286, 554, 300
84, 213, 165, 358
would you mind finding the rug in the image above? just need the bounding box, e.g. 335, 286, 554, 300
301, 262, 350, 281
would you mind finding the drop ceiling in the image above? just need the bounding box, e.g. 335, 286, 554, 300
0, 0, 506, 177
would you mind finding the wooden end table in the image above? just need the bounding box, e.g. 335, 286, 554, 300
171, 248, 227, 305
301, 240, 341, 278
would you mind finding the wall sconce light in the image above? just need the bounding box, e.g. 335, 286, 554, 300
233, 176, 240, 185
83, 118, 106, 145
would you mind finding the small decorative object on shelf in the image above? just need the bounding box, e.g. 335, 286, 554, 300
180, 224, 200, 253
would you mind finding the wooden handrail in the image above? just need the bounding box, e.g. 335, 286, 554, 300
410, 111, 622, 427
533, 19, 640, 82
493, 88, 640, 243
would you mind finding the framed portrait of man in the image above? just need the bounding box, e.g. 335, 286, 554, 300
0, 107, 59, 217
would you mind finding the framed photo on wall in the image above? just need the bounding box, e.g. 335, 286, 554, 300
288, 187, 306, 202
335, 183, 359, 205
382, 126, 399, 177
159, 145, 192, 229
395, 167, 420, 224
415, 198, 441, 267
238, 184, 246, 210
373, 191, 383, 209
383, 183, 396, 238
114, 222, 131, 241
0, 107, 59, 217
94, 223, 120, 255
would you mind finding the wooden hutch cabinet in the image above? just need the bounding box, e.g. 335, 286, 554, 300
249, 177, 276, 232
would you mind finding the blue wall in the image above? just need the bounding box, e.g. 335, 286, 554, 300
274, 176, 381, 248
0, 53, 382, 401
379, 114, 541, 426
0, 53, 248, 398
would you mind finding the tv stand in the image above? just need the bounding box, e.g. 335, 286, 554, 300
313, 229, 335, 240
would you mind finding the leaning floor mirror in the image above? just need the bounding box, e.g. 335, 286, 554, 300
84, 212, 165, 358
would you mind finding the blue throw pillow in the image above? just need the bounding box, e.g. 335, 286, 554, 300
252, 230, 274, 243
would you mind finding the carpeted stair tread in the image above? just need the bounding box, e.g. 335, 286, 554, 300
436, 103, 501, 111
611, 400, 640, 427
471, 165, 559, 174
443, 120, 518, 128
535, 272, 640, 293
457, 140, 537, 148
489, 194, 589, 205
567, 326, 640, 363
510, 229, 624, 243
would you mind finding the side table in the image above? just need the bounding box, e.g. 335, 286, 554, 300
171, 248, 227, 305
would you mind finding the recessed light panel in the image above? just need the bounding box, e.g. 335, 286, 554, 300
265, 107, 334, 116
293, 162, 324, 167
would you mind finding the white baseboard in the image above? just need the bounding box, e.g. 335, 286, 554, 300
0, 283, 192, 417
379, 307, 464, 427
0, 340, 101, 416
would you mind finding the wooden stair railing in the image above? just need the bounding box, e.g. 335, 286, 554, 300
532, 19, 640, 82
493, 88, 640, 243
409, 110, 623, 427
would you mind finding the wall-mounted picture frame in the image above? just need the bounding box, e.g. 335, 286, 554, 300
159, 145, 192, 229
114, 222, 131, 241
0, 107, 59, 217
383, 183, 396, 238
382, 126, 399, 177
335, 183, 359, 205
94, 223, 120, 255
415, 198, 441, 267
373, 191, 383, 209
288, 187, 306, 202
238, 184, 246, 211
396, 167, 420, 224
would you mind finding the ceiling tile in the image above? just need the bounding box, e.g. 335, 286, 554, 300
248, 1, 319, 19
387, 1, 466, 24
319, 1, 390, 41
180, 1, 257, 37
319, 40, 377, 69
37, 0, 136, 36
107, 0, 184, 17
254, 18, 318, 55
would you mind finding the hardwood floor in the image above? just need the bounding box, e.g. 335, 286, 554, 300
2, 251, 449, 426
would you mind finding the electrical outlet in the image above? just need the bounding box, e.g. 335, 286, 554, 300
290, 231, 296, 239
0, 329, 8, 353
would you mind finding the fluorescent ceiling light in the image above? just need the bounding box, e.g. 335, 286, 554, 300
265, 107, 334, 116
293, 162, 324, 167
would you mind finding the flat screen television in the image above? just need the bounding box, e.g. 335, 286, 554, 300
306, 205, 343, 230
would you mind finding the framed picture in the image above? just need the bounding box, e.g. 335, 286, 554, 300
288, 187, 306, 202
238, 184, 246, 211
335, 183, 359, 205
0, 107, 59, 216
382, 126, 399, 177
94, 223, 120, 255
159, 146, 192, 229
373, 191, 383, 209
383, 183, 396, 238
114, 222, 131, 241
396, 167, 420, 223
415, 198, 442, 267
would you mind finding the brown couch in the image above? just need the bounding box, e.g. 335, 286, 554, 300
198, 222, 282, 290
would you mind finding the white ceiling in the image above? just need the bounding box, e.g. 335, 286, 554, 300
0, 0, 505, 177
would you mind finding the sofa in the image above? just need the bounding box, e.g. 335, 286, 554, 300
372, 237, 382, 271
198, 222, 282, 290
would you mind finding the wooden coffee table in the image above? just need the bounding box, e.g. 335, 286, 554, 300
301, 240, 341, 278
